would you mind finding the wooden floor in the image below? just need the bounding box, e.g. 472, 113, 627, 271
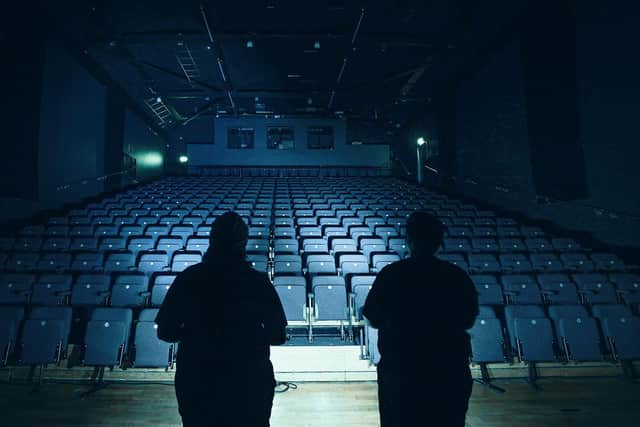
0, 378, 639, 426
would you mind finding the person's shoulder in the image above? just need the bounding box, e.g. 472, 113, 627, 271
434, 257, 471, 279
177, 262, 206, 279
378, 257, 412, 275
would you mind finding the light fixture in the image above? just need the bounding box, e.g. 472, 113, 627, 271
246, 40, 254, 48
417, 137, 426, 146
314, 41, 321, 49
179, 155, 189, 164
139, 152, 163, 167
156, 97, 162, 103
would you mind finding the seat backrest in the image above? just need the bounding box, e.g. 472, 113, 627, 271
592, 304, 632, 320
548, 304, 589, 320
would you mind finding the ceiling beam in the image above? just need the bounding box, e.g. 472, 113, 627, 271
112, 30, 437, 48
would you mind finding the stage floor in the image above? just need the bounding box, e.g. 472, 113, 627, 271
0, 378, 639, 426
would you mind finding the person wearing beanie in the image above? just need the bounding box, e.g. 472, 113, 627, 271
156, 211, 287, 426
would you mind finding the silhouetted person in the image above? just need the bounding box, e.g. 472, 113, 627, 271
363, 212, 479, 427
156, 212, 287, 427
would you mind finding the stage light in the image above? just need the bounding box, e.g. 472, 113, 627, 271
179, 155, 189, 164
139, 152, 163, 167
417, 137, 426, 146
246, 40, 254, 48
156, 97, 162, 103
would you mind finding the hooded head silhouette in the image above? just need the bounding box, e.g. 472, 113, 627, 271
208, 211, 249, 258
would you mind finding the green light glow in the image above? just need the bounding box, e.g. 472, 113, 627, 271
138, 152, 163, 167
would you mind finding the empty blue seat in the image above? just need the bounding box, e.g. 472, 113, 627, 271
610, 273, 640, 304
311, 276, 348, 321
388, 238, 409, 259
0, 306, 24, 365
339, 254, 370, 276
537, 274, 579, 304
498, 238, 526, 252
504, 305, 555, 361
36, 252, 72, 272
469, 306, 505, 363
371, 253, 400, 272
573, 273, 618, 304
471, 238, 498, 252
111, 274, 149, 307
560, 253, 595, 272
274, 255, 302, 276
590, 253, 624, 271
601, 316, 640, 360
171, 252, 202, 272
185, 237, 209, 255
155, 237, 184, 257
127, 236, 155, 255
31, 274, 73, 306
470, 275, 504, 306
132, 308, 175, 368
351, 275, 375, 320
150, 274, 176, 307
42, 237, 71, 252
299, 227, 322, 239
551, 238, 581, 251
524, 238, 551, 252
83, 308, 133, 367
274, 227, 296, 239
170, 225, 194, 243
70, 237, 99, 251
499, 254, 533, 273
468, 254, 500, 274
247, 254, 268, 272
71, 274, 110, 306
20, 306, 72, 365
530, 253, 564, 272
0, 273, 35, 305
502, 275, 542, 304
274, 238, 299, 254
306, 255, 337, 276
71, 252, 103, 272
548, 305, 602, 361
438, 253, 469, 271
246, 239, 269, 254
248, 226, 270, 239
138, 252, 170, 276
104, 251, 136, 273
6, 252, 39, 271
273, 276, 307, 322
302, 239, 329, 254
520, 226, 545, 238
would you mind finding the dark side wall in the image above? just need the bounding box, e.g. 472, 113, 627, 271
38, 41, 106, 207
447, 1, 640, 247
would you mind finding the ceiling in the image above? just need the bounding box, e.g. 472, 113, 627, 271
38, 0, 529, 137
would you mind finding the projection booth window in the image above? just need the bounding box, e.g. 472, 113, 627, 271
267, 127, 295, 150
227, 128, 255, 149
307, 126, 334, 149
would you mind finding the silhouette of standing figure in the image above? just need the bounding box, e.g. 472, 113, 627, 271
363, 212, 479, 427
156, 212, 287, 427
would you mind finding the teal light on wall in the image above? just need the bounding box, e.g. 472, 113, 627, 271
179, 155, 189, 164
138, 152, 163, 167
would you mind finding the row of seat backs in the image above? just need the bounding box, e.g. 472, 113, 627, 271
0, 306, 172, 368
470, 304, 640, 363
471, 273, 640, 305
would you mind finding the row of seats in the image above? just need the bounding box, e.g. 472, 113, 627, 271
0, 306, 174, 368
469, 304, 640, 363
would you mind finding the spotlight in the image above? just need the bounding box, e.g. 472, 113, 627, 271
156, 97, 162, 103
179, 155, 189, 164
246, 40, 254, 48
417, 137, 426, 146
314, 41, 321, 49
